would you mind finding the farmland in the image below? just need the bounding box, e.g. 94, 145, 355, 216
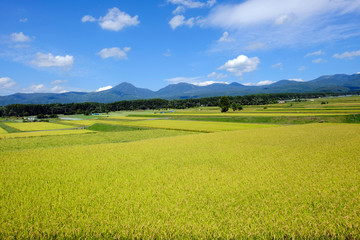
3, 122, 76, 131
0, 96, 360, 238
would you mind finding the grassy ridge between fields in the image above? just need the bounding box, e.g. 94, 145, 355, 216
1, 123, 359, 238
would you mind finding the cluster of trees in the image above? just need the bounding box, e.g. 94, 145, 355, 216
0, 92, 356, 117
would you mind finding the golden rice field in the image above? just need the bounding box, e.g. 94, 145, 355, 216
0, 129, 194, 152
91, 119, 280, 132
0, 126, 8, 134
0, 129, 94, 139
3, 122, 76, 131
1, 123, 360, 238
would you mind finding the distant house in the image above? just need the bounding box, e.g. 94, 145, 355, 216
278, 100, 285, 104
26, 117, 36, 121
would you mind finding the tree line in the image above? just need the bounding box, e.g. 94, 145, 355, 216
0, 92, 357, 117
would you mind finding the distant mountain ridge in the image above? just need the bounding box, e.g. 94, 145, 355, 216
1, 73, 360, 105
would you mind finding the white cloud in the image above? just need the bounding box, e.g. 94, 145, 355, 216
357, 72, 360, 74
205, 0, 360, 48
305, 50, 325, 57
0, 77, 16, 89
81, 15, 97, 22
50, 86, 68, 93
207, 72, 216, 78
11, 32, 31, 42
271, 62, 283, 70
298, 66, 306, 71
218, 31, 234, 42
207, 72, 228, 79
172, 6, 186, 14
207, 0, 216, 7
218, 55, 260, 76
168, 0, 216, 9
312, 58, 326, 63
97, 47, 131, 60
96, 85, 113, 92
274, 13, 296, 25
169, 15, 195, 29
19, 18, 28, 23
30, 52, 74, 68
244, 80, 275, 86
289, 78, 304, 82
51, 80, 67, 85
207, 0, 360, 28
26, 84, 46, 93
333, 50, 360, 59
98, 7, 139, 31
193, 80, 229, 86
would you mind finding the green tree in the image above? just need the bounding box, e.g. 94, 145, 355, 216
219, 96, 231, 112
232, 102, 238, 111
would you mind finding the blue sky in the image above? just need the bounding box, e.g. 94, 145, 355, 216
1, 0, 360, 95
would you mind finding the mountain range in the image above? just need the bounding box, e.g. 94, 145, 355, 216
1, 73, 360, 106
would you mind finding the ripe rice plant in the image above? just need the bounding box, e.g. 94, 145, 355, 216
58, 120, 101, 127
1, 123, 359, 238
0, 129, 195, 152
0, 126, 8, 134
3, 122, 76, 131
94, 119, 280, 132
0, 129, 94, 139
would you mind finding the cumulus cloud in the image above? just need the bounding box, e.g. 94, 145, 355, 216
81, 15, 97, 22
218, 55, 260, 76
0, 77, 16, 89
169, 15, 195, 29
205, 0, 360, 48
98, 7, 139, 31
244, 80, 275, 86
305, 50, 325, 57
97, 47, 131, 60
30, 52, 74, 68
19, 18, 28, 23
333, 50, 360, 59
11, 32, 31, 42
82, 7, 139, 31
271, 62, 283, 70
51, 80, 67, 85
218, 31, 234, 42
96, 85, 113, 92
